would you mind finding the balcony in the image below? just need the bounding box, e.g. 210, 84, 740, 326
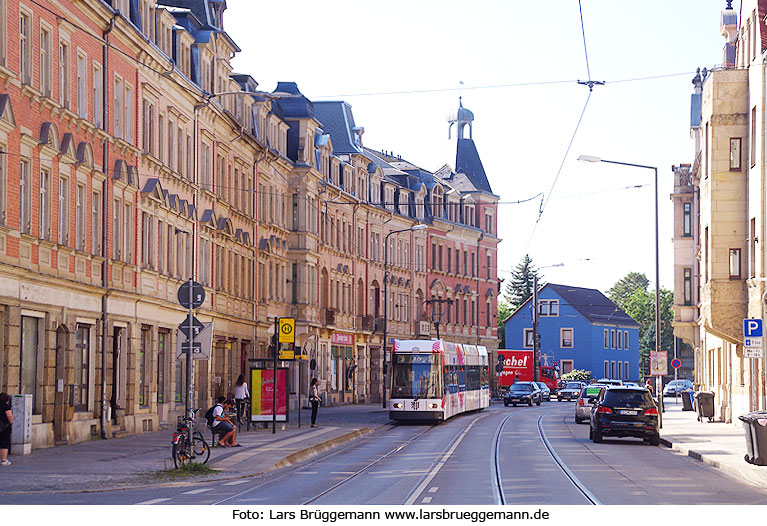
374, 317, 385, 332
358, 315, 374, 332
322, 308, 336, 327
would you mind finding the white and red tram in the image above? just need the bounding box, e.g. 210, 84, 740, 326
389, 339, 490, 421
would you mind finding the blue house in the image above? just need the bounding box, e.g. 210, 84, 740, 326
503, 284, 640, 381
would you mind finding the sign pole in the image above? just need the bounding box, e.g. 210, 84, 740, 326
186, 278, 194, 417
273, 317, 278, 435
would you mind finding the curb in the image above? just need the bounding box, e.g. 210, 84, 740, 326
660, 436, 767, 487
267, 427, 374, 472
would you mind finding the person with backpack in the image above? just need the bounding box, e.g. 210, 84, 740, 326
209, 396, 239, 447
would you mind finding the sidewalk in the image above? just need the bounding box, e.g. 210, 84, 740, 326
0, 404, 392, 494
660, 398, 767, 487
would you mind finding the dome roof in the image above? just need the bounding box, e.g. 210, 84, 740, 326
447, 97, 473, 123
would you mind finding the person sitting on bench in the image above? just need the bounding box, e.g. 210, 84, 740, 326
212, 397, 239, 447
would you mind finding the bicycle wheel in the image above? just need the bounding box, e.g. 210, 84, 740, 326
172, 436, 191, 468
192, 432, 210, 464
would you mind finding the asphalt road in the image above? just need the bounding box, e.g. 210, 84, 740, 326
3, 402, 766, 505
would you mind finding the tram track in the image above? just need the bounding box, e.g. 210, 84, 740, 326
536, 413, 601, 505
491, 413, 513, 505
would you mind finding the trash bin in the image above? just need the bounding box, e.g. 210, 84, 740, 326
739, 411, 767, 466
681, 389, 694, 411
694, 391, 715, 422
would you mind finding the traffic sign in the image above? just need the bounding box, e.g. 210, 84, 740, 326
671, 358, 682, 369
178, 314, 205, 339
278, 343, 295, 360
176, 322, 213, 360
177, 281, 205, 309
650, 351, 668, 376
278, 317, 295, 344
744, 319, 764, 338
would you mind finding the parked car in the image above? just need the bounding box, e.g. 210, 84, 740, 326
558, 381, 586, 401
623, 381, 639, 388
596, 378, 624, 386
589, 386, 660, 445
663, 379, 694, 397
575, 384, 605, 423
534, 382, 551, 401
504, 382, 542, 406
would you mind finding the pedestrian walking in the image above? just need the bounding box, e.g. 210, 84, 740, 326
309, 378, 321, 428
0, 392, 12, 466
234, 374, 250, 425
645, 378, 654, 395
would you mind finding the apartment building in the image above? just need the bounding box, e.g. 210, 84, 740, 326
0, 0, 500, 449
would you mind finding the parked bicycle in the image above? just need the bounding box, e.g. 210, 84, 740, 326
236, 398, 251, 432
171, 407, 210, 468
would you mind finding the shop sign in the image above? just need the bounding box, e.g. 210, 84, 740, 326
332, 332, 354, 345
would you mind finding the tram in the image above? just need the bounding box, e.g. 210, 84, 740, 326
389, 339, 490, 421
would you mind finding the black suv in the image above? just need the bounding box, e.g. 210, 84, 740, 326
589, 386, 660, 445
503, 382, 542, 407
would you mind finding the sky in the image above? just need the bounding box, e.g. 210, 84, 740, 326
226, 0, 728, 295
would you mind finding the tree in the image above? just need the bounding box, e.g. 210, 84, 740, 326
608, 274, 674, 380
607, 272, 649, 307
504, 254, 544, 310
497, 297, 512, 349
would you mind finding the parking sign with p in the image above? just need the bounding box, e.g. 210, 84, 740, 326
744, 318, 764, 358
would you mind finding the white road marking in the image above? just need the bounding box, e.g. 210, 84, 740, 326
182, 488, 213, 495
422, 497, 432, 503
135, 498, 171, 505
404, 416, 484, 505
428, 487, 438, 493
223, 480, 249, 486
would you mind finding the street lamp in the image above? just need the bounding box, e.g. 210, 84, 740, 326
578, 155, 660, 394
382, 223, 428, 408
424, 297, 453, 340
532, 263, 563, 382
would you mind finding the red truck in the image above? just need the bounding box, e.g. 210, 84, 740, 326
497, 350, 560, 395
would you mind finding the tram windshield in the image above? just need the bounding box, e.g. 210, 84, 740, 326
392, 354, 441, 398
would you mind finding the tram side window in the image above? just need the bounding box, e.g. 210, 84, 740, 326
458, 366, 466, 392
467, 365, 479, 391
481, 366, 489, 389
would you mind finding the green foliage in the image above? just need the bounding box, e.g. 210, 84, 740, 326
562, 369, 591, 382
608, 272, 674, 379
497, 297, 512, 348
504, 254, 544, 310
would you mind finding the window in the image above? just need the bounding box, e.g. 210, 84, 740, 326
617, 330, 623, 350
610, 329, 616, 348
142, 212, 154, 268
683, 268, 692, 305
92, 189, 101, 253
113, 199, 122, 259
487, 253, 492, 279
20, 12, 31, 84
20, 160, 30, 233
624, 362, 629, 381
39, 169, 51, 240
524, 329, 533, 349
125, 84, 133, 143
77, 53, 87, 118
58, 177, 69, 245
59, 40, 70, 108
561, 360, 574, 375
75, 184, 85, 250
93, 64, 103, 127
40, 26, 52, 96
124, 203, 132, 262
752, 107, 757, 167
157, 330, 167, 403
683, 202, 692, 237
139, 327, 150, 407
539, 300, 559, 316
73, 324, 91, 411
624, 331, 629, 349
730, 137, 742, 171
113, 76, 123, 138
604, 329, 609, 349
20, 316, 39, 407
729, 248, 741, 279
142, 99, 155, 154
611, 361, 616, 379
561, 328, 573, 348
604, 361, 609, 378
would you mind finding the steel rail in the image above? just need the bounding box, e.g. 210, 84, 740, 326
537, 413, 601, 505
491, 413, 513, 505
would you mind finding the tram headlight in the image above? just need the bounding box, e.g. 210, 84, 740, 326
428, 403, 438, 409
393, 403, 403, 409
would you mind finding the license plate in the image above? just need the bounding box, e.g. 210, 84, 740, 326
619, 410, 637, 415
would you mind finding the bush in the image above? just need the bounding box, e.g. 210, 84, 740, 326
561, 369, 591, 382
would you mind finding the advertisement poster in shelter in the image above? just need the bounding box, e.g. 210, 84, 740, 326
251, 368, 288, 421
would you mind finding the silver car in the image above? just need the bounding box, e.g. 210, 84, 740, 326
558, 381, 585, 401
575, 384, 605, 423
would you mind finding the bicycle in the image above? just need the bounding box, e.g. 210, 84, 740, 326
236, 398, 251, 432
171, 407, 210, 468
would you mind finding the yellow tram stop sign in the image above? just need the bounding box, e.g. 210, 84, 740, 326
278, 317, 295, 344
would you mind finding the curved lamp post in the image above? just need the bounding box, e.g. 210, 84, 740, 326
382, 223, 428, 408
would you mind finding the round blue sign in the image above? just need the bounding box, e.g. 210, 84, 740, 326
671, 358, 682, 369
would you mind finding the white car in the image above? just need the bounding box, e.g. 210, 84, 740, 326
558, 381, 586, 401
